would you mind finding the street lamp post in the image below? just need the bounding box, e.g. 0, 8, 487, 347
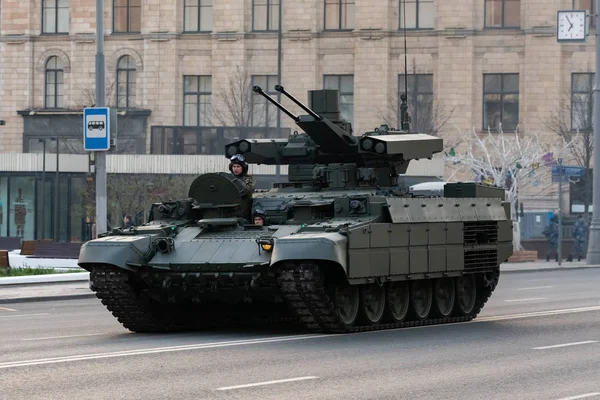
275, 0, 282, 182
39, 139, 47, 239
52, 136, 60, 242
588, 0, 600, 264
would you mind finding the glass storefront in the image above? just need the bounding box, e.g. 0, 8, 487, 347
0, 172, 88, 242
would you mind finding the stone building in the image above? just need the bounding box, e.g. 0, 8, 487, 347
0, 0, 595, 241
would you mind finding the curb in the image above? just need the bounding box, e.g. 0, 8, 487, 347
0, 293, 97, 304
0, 272, 89, 285
502, 265, 600, 274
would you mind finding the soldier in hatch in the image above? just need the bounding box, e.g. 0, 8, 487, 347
229, 154, 255, 195
253, 208, 267, 226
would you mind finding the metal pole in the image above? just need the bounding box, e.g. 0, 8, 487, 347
95, 0, 107, 236
558, 162, 563, 266
587, 0, 600, 264
41, 139, 46, 239
53, 137, 60, 241
275, 0, 282, 182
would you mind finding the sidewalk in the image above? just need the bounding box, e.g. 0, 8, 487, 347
1, 261, 599, 304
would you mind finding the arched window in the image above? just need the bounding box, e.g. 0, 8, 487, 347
45, 56, 64, 108
116, 55, 136, 108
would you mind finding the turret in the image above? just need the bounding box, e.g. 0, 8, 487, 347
225, 85, 444, 189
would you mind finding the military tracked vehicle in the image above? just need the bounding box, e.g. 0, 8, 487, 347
78, 85, 513, 334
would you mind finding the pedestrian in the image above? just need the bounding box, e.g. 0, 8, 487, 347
542, 216, 559, 262
571, 214, 588, 261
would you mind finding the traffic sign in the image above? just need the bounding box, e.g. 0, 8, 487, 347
83, 107, 110, 151
551, 165, 586, 176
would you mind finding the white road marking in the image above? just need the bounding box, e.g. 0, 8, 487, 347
0, 306, 17, 312
0, 313, 49, 319
2, 305, 600, 369
215, 376, 319, 391
0, 334, 338, 370
504, 297, 548, 302
517, 286, 554, 291
533, 340, 598, 350
20, 333, 110, 341
554, 393, 600, 400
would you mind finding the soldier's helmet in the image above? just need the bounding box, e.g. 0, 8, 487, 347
229, 154, 249, 176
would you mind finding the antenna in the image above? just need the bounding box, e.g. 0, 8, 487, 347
400, 0, 410, 132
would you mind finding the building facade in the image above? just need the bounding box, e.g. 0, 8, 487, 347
0, 0, 596, 241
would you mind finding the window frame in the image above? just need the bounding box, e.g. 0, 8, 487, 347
252, 0, 280, 32
113, 0, 141, 34
44, 56, 65, 109
116, 55, 136, 109
41, 0, 70, 34
571, 72, 594, 132
182, 75, 213, 127
324, 0, 355, 31
183, 0, 213, 33
484, 0, 521, 29
251, 75, 278, 127
398, 0, 434, 30
323, 74, 354, 125
482, 73, 520, 132
398, 73, 434, 132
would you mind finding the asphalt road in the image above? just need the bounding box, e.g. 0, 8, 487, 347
0, 269, 599, 400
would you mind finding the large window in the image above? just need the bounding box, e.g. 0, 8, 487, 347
571, 73, 594, 131
45, 56, 64, 109
252, 0, 279, 31
9, 177, 36, 240
116, 55, 136, 109
483, 73, 519, 131
573, 0, 594, 27
399, 74, 434, 132
42, 0, 70, 33
485, 0, 520, 28
113, 0, 141, 33
184, 0, 213, 32
183, 75, 212, 127
323, 74, 354, 125
324, 0, 355, 30
251, 75, 278, 127
399, 0, 434, 29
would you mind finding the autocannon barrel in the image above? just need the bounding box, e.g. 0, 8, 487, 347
275, 85, 323, 121
252, 86, 300, 122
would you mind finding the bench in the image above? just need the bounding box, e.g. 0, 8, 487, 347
0, 250, 10, 270
32, 242, 83, 259
0, 236, 22, 252
20, 239, 53, 256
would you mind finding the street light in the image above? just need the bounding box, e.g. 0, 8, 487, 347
38, 138, 47, 239
50, 136, 60, 242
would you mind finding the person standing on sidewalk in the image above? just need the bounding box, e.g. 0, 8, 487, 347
571, 214, 588, 261
543, 216, 559, 262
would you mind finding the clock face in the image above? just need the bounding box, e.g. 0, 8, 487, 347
557, 10, 587, 41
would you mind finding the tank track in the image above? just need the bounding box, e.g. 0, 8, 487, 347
90, 264, 300, 333
276, 262, 498, 334
90, 264, 190, 333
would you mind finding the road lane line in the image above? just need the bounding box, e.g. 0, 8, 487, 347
504, 297, 548, 302
215, 376, 319, 391
533, 340, 598, 350
20, 333, 111, 341
0, 306, 17, 311
517, 286, 554, 291
554, 393, 600, 400
2, 305, 600, 369
0, 313, 49, 319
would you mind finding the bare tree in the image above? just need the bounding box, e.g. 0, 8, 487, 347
79, 173, 196, 231
444, 126, 576, 251
213, 66, 274, 128
543, 79, 594, 214
378, 58, 454, 134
